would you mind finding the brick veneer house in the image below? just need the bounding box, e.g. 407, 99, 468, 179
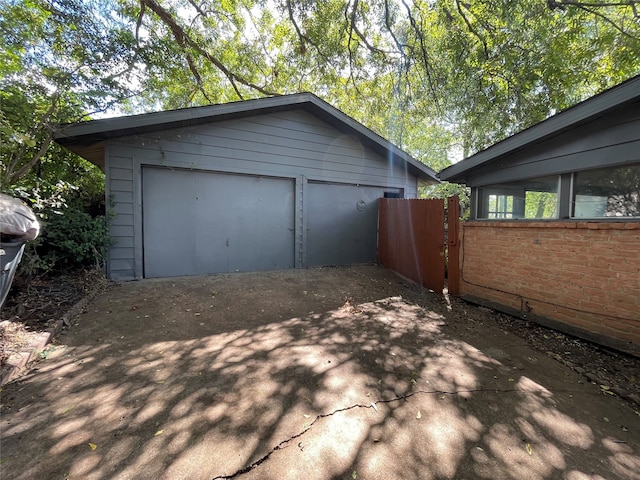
439, 76, 640, 356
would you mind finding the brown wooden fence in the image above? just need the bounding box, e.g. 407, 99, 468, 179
378, 197, 460, 295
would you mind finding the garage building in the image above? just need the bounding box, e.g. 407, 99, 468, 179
56, 93, 438, 280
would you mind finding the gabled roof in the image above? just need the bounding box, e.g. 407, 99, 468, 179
439, 75, 640, 183
55, 92, 438, 185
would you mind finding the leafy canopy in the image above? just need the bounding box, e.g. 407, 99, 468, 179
1, 0, 639, 190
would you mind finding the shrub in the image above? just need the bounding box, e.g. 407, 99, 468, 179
37, 204, 113, 270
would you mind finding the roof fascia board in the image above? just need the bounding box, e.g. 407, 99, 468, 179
56, 92, 438, 183
55, 93, 313, 141
439, 75, 640, 181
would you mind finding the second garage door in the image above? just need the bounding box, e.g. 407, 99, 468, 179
306, 182, 401, 267
142, 167, 295, 278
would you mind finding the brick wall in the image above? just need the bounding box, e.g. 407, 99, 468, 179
459, 221, 640, 354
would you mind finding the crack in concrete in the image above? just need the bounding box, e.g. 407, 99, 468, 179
210, 387, 521, 479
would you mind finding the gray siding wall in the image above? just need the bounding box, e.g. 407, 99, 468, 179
105, 150, 136, 281
465, 102, 640, 187
104, 110, 419, 280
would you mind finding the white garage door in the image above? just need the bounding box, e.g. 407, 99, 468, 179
142, 167, 295, 278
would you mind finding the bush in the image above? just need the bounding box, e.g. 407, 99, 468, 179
37, 204, 113, 270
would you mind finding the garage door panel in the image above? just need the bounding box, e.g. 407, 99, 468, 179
143, 167, 294, 278
143, 169, 199, 277
221, 175, 295, 272
307, 183, 391, 267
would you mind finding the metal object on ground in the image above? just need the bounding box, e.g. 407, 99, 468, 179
0, 194, 40, 310
0, 240, 27, 310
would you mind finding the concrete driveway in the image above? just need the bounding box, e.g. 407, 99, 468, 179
1, 266, 639, 479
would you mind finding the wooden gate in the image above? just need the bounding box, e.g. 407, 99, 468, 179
378, 197, 460, 295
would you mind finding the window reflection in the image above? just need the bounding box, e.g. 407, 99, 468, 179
573, 165, 640, 218
480, 176, 559, 219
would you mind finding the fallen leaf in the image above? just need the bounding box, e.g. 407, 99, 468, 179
60, 407, 74, 415
89, 443, 97, 451
526, 443, 532, 455
154, 430, 164, 436
599, 386, 615, 396
416, 410, 422, 419
352, 471, 357, 479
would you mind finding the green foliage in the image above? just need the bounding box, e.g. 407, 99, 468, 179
135, 0, 636, 166
37, 203, 113, 271
1, 0, 119, 277
420, 182, 471, 220
525, 191, 558, 219
0, 0, 138, 187
8, 182, 111, 276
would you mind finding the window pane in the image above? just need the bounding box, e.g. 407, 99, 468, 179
480, 175, 558, 219
525, 191, 558, 219
487, 194, 514, 219
573, 164, 640, 218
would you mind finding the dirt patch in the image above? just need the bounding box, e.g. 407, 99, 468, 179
493, 312, 640, 404
0, 269, 111, 375
2, 266, 638, 404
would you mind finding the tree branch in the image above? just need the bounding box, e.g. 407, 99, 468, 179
455, 0, 489, 59
383, 0, 408, 54
7, 136, 54, 185
400, 0, 440, 110
138, 0, 278, 99
562, 1, 640, 40
3, 91, 60, 185
186, 54, 213, 103
346, 0, 389, 56
285, 0, 329, 60
548, 0, 640, 9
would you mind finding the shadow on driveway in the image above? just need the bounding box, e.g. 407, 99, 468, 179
1, 266, 639, 479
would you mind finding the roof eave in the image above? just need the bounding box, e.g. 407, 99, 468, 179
55, 92, 439, 184
438, 75, 640, 182
54, 93, 315, 145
